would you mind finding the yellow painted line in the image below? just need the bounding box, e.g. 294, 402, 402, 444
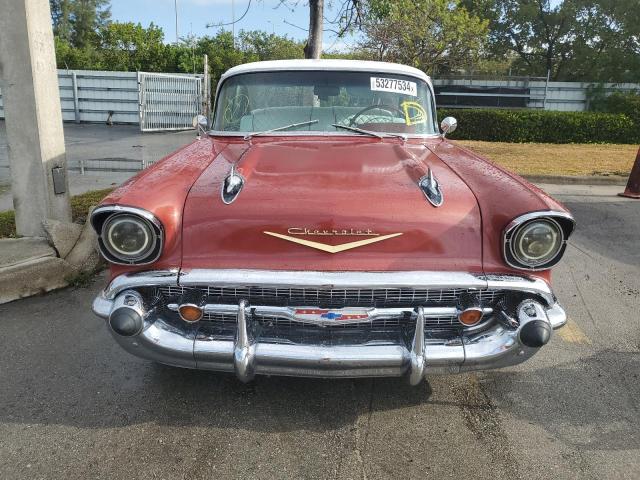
557, 318, 592, 345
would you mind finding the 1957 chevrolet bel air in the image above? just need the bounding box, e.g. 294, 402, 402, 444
91, 59, 575, 385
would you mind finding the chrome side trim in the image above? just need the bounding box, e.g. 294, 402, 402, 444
502, 210, 575, 272
102, 269, 180, 301
482, 274, 555, 305
90, 205, 165, 266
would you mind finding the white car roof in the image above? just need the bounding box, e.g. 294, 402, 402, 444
219, 59, 432, 86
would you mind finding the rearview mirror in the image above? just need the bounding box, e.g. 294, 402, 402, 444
440, 117, 457, 138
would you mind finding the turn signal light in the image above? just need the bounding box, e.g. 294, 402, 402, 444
178, 304, 203, 323
458, 307, 483, 326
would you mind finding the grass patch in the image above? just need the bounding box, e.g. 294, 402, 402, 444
0, 210, 16, 238
71, 188, 114, 224
457, 141, 638, 177
0, 187, 113, 239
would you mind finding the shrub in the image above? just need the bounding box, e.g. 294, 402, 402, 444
437, 108, 638, 144
592, 91, 640, 131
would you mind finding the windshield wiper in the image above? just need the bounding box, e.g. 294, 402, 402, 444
331, 124, 407, 141
244, 120, 319, 140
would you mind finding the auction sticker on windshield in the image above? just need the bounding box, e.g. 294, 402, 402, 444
370, 77, 417, 96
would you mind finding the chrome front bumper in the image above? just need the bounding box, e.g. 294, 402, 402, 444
93, 269, 567, 384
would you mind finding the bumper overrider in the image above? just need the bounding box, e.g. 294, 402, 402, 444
92, 270, 567, 385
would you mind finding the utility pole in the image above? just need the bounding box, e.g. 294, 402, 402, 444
174, 0, 179, 44
0, 0, 71, 236
203, 54, 211, 117
231, 0, 236, 47
305, 0, 324, 59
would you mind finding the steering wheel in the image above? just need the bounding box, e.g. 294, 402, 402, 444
348, 104, 405, 126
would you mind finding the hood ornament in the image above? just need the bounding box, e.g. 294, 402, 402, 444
221, 164, 245, 204
418, 168, 444, 207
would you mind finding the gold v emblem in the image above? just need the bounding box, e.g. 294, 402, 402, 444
263, 231, 403, 254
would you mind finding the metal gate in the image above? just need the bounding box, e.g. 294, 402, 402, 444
139, 72, 203, 132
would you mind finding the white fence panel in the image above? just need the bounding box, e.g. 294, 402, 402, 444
432, 78, 640, 111
139, 73, 203, 132
0, 69, 202, 126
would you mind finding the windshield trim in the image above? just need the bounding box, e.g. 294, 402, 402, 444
212, 68, 439, 135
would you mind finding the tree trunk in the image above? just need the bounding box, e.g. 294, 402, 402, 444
305, 0, 323, 59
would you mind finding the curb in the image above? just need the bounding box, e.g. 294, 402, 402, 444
522, 175, 628, 186
0, 210, 100, 305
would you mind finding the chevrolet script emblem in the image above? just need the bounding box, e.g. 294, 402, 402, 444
263, 229, 403, 254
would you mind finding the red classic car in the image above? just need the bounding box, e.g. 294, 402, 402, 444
91, 60, 574, 385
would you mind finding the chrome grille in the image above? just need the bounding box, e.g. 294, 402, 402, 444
158, 285, 502, 308
197, 312, 458, 345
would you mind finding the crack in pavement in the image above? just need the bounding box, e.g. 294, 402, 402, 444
455, 374, 521, 479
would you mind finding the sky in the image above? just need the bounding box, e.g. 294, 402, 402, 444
109, 0, 357, 51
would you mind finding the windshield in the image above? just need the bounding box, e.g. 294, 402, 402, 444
213, 70, 438, 136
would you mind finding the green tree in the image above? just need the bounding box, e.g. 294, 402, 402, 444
357, 0, 488, 74
462, 0, 640, 81
238, 31, 304, 61
50, 0, 111, 48
97, 22, 173, 71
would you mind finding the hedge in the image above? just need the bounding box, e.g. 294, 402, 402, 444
437, 108, 638, 144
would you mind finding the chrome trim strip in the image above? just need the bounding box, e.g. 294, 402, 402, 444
102, 269, 180, 300
504, 210, 575, 232
92, 205, 163, 229
90, 205, 165, 266
502, 210, 575, 272
177, 269, 489, 290
481, 274, 555, 305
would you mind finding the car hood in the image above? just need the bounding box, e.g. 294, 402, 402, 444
181, 138, 482, 272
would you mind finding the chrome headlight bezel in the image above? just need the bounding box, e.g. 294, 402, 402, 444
91, 206, 164, 265
503, 211, 575, 271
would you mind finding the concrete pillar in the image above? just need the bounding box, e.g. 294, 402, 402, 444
0, 0, 71, 237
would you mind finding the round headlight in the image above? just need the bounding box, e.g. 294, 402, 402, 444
101, 214, 157, 262
510, 219, 563, 267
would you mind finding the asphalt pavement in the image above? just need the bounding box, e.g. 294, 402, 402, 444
0, 185, 638, 479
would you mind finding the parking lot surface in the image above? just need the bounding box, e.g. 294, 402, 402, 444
1, 185, 638, 479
